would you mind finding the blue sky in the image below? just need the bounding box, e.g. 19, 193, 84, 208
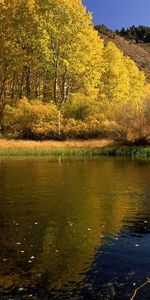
82, 0, 150, 30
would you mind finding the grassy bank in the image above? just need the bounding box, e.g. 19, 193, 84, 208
0, 139, 113, 156
0, 139, 150, 158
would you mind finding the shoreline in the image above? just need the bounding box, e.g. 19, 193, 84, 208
0, 139, 150, 158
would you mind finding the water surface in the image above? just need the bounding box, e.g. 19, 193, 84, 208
0, 157, 150, 299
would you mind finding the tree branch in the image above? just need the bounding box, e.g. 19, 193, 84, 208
130, 278, 150, 300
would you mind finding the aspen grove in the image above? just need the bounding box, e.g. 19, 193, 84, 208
0, 0, 149, 140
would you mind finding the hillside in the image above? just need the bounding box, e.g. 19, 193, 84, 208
95, 25, 150, 82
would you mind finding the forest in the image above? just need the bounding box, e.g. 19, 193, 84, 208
0, 0, 150, 141
117, 25, 150, 43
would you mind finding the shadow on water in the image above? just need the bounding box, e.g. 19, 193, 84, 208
0, 157, 150, 299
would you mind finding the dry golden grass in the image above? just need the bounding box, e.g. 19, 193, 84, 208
0, 139, 114, 151
0, 139, 150, 158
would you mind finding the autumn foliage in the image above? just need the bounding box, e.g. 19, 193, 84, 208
0, 0, 149, 141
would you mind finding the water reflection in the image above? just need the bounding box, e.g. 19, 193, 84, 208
0, 157, 150, 299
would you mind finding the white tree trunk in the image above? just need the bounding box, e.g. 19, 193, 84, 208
58, 109, 61, 136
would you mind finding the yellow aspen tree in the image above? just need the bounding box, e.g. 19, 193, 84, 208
101, 42, 130, 104
37, 0, 104, 133
124, 56, 145, 109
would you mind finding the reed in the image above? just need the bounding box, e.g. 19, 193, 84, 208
0, 139, 150, 158
0, 139, 113, 156
0, 139, 113, 150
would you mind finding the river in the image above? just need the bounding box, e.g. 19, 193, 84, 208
0, 157, 150, 299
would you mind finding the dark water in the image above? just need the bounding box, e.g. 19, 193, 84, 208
0, 157, 150, 300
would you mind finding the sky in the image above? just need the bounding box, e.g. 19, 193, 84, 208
82, 0, 150, 30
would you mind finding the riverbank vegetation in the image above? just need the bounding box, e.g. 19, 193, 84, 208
0, 139, 113, 156
0, 0, 150, 142
0, 139, 150, 158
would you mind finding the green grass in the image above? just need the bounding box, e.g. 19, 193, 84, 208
0, 146, 150, 159
98, 146, 150, 158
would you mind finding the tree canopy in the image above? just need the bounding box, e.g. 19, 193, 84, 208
117, 25, 150, 43
0, 0, 148, 141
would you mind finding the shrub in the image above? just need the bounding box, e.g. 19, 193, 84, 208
63, 93, 97, 121
63, 118, 88, 139
3, 98, 59, 139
